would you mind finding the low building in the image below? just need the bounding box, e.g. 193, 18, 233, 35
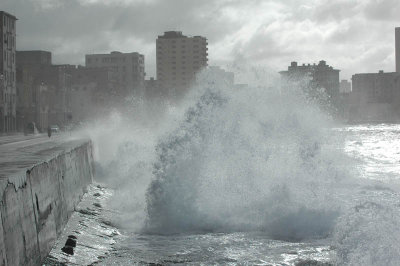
350, 70, 400, 121
352, 71, 399, 103
40, 64, 73, 128
207, 66, 234, 87
340, 80, 352, 94
280, 60, 340, 101
144, 77, 161, 99
85, 51, 145, 99
16, 50, 52, 131
69, 66, 115, 123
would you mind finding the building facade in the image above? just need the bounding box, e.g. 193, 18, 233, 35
156, 31, 208, 98
69, 65, 116, 123
396, 27, 400, 73
85, 51, 145, 98
44, 64, 73, 127
17, 51, 73, 131
280, 60, 340, 101
16, 50, 52, 131
352, 71, 400, 103
0, 11, 17, 133
340, 79, 352, 94
207, 66, 234, 87
350, 71, 400, 121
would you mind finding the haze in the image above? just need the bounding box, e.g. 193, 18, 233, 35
3, 0, 400, 80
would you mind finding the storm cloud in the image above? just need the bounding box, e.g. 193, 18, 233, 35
3, 0, 399, 79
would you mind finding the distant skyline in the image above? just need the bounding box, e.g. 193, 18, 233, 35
3, 0, 400, 80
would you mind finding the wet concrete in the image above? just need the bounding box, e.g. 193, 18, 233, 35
0, 135, 94, 265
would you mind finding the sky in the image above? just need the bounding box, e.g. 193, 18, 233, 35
2, 0, 400, 80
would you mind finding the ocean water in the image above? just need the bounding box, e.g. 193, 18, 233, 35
46, 69, 400, 265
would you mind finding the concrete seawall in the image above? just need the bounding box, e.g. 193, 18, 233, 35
0, 137, 94, 266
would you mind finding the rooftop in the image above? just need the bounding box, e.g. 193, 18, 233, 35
0, 11, 17, 20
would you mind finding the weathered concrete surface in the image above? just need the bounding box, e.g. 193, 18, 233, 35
0, 135, 94, 266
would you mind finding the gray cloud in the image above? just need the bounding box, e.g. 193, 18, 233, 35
2, 0, 399, 79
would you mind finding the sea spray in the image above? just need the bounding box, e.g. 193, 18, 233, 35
73, 67, 400, 265
144, 68, 347, 238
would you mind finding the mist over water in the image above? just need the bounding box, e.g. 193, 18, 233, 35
77, 67, 400, 265
144, 69, 345, 238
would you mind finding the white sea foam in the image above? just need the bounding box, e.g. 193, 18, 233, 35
77, 66, 400, 265
141, 67, 347, 238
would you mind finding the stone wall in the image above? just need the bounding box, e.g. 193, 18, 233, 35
0, 140, 94, 266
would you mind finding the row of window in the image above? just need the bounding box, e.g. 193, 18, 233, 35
2, 69, 15, 85
158, 61, 204, 66
157, 60, 206, 65
158, 70, 198, 76
157, 47, 207, 51
3, 50, 15, 65
3, 15, 15, 30
158, 50, 206, 57
162, 38, 205, 43
159, 64, 202, 70
87, 57, 144, 64
2, 93, 16, 106
3, 33, 15, 49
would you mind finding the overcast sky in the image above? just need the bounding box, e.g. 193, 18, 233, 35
3, 0, 400, 80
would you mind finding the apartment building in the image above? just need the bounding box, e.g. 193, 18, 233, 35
156, 31, 208, 98
85, 51, 145, 98
0, 11, 17, 133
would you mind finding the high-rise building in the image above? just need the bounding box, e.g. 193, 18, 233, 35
396, 27, 400, 73
85, 51, 145, 98
156, 31, 208, 98
0, 11, 17, 133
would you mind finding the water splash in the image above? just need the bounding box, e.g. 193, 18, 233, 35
74, 67, 400, 265
144, 68, 347, 238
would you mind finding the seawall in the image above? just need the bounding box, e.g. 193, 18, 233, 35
0, 137, 94, 266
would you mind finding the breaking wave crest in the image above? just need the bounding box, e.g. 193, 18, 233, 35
142, 68, 347, 239
78, 67, 400, 265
